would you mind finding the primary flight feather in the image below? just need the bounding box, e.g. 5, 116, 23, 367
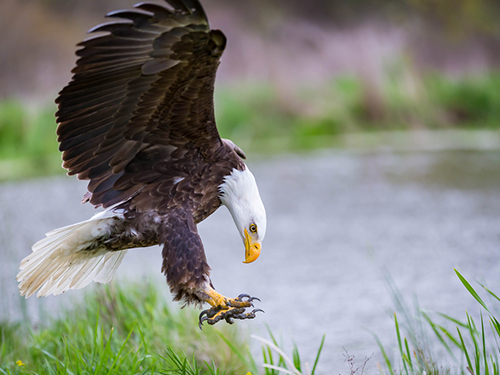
17, 0, 267, 327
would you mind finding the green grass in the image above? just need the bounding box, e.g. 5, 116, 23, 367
0, 282, 254, 374
377, 270, 500, 374
252, 329, 325, 375
0, 282, 331, 375
1, 72, 500, 181
3, 270, 499, 374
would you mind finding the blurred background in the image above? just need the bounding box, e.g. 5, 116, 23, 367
1, 0, 500, 178
1, 0, 500, 372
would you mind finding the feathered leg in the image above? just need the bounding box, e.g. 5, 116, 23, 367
161, 210, 263, 327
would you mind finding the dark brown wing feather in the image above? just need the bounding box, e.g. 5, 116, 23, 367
56, 0, 228, 209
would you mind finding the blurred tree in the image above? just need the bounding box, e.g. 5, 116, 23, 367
32, 0, 500, 38
406, 0, 500, 37
0, 0, 80, 100
2, 0, 500, 101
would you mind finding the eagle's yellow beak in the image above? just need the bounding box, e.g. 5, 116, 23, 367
243, 228, 261, 264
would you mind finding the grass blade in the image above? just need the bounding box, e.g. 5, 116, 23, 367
266, 326, 286, 369
251, 335, 301, 375
458, 327, 473, 371
215, 331, 258, 374
292, 342, 301, 373
455, 269, 490, 313
422, 311, 459, 357
263, 364, 294, 375
482, 315, 489, 375
311, 334, 326, 375
107, 325, 135, 375
394, 314, 409, 375
438, 312, 469, 328
404, 338, 414, 373
478, 282, 500, 304
373, 333, 394, 374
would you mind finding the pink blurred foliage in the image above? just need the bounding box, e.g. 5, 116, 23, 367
0, 0, 499, 108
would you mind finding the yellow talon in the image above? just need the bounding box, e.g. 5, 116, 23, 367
205, 287, 229, 308
198, 288, 263, 328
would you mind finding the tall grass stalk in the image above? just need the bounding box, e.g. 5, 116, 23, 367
251, 329, 326, 375
378, 269, 500, 374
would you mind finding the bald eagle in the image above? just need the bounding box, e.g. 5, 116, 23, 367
17, 0, 267, 327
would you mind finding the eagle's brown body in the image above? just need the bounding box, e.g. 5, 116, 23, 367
82, 139, 245, 304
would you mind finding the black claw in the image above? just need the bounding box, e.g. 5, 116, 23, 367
234, 294, 261, 308
199, 310, 209, 330
253, 308, 265, 314
237, 294, 261, 303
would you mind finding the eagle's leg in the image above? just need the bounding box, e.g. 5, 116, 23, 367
198, 287, 263, 328
160, 213, 263, 327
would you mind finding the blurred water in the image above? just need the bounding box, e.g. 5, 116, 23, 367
1, 150, 500, 373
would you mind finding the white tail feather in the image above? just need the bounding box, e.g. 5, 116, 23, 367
17, 211, 127, 298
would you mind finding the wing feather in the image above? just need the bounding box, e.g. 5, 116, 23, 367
57, 0, 228, 210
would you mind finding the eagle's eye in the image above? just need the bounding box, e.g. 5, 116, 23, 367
249, 224, 257, 233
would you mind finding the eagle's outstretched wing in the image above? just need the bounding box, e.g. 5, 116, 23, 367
56, 0, 227, 209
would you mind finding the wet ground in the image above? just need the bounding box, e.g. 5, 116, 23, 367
1, 149, 500, 373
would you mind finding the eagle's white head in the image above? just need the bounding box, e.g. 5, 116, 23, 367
219, 166, 267, 263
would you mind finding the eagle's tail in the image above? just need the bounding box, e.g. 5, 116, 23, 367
17, 211, 127, 298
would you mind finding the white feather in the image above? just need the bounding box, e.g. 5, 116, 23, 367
17, 210, 127, 298
219, 166, 267, 241
173, 177, 185, 184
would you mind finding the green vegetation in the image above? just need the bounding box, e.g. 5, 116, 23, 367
377, 270, 500, 374
0, 281, 328, 375
0, 101, 61, 181
0, 282, 253, 374
1, 72, 500, 180
2, 271, 500, 374
216, 72, 500, 153
253, 332, 325, 375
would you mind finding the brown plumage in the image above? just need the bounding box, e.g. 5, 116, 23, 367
18, 0, 267, 325
57, 0, 239, 212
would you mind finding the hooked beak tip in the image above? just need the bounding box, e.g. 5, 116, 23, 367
243, 244, 261, 264
243, 229, 261, 264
